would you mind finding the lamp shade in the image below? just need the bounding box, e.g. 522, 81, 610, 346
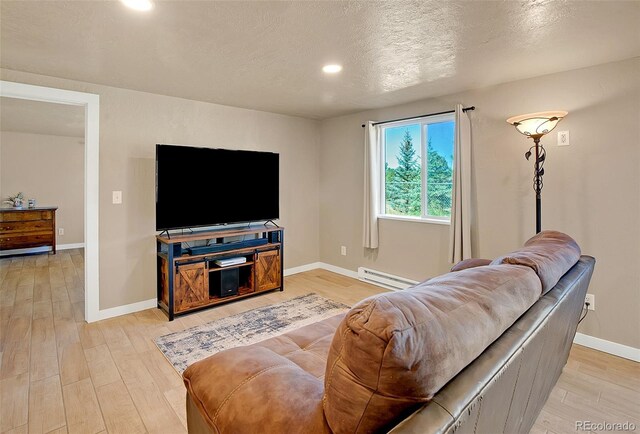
506, 111, 568, 138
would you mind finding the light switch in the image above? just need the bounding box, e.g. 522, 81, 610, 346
112, 191, 122, 204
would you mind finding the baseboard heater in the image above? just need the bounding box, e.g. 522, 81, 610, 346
357, 267, 419, 291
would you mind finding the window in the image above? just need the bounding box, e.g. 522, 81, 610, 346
381, 114, 455, 222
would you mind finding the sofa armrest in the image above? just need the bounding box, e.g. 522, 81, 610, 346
183, 346, 328, 434
450, 258, 492, 272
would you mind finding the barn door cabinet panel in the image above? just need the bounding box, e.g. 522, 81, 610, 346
174, 261, 209, 313
156, 226, 284, 320
256, 249, 281, 291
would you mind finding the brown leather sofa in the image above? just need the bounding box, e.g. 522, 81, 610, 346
183, 231, 594, 433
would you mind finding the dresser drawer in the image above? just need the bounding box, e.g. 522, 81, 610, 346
0, 220, 53, 234
0, 210, 53, 222
0, 234, 54, 250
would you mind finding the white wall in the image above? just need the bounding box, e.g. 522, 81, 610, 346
0, 131, 84, 245
1, 68, 322, 310
319, 58, 640, 349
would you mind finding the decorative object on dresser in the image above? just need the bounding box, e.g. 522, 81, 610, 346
0, 207, 58, 254
156, 225, 284, 320
506, 111, 568, 234
155, 293, 349, 373
3, 192, 25, 208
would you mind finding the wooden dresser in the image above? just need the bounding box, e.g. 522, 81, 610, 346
0, 207, 58, 254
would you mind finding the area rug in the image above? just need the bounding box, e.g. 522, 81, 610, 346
155, 293, 349, 373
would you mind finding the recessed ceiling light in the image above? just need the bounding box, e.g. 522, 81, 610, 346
121, 0, 153, 11
322, 64, 343, 74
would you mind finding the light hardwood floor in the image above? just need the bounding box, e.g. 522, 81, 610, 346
0, 250, 638, 433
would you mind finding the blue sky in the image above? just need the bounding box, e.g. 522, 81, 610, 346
385, 121, 454, 169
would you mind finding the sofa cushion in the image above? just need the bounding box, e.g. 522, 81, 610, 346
322, 264, 542, 434
250, 313, 344, 379
183, 315, 344, 434
450, 258, 492, 272
184, 345, 329, 434
490, 231, 581, 295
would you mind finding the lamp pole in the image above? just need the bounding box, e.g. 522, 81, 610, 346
533, 137, 543, 234
524, 134, 545, 234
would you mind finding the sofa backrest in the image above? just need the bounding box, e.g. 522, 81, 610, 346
389, 256, 595, 434
491, 230, 581, 295
322, 230, 583, 434
322, 264, 542, 434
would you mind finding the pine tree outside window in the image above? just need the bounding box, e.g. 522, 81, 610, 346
381, 114, 455, 222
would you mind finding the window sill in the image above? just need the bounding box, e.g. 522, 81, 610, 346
378, 215, 451, 226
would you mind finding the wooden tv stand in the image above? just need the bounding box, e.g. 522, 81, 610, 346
156, 225, 284, 320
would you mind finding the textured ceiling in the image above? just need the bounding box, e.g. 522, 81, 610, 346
1, 1, 639, 119
0, 97, 85, 137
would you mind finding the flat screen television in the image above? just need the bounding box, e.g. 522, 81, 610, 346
155, 144, 279, 230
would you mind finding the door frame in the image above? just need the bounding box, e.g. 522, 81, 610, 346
1, 80, 101, 322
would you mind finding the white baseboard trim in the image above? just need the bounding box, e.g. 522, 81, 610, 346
59, 242, 85, 250
284, 262, 359, 279
573, 332, 640, 362
284, 262, 323, 276
284, 262, 372, 281
0, 242, 85, 257
318, 262, 359, 279
92, 298, 157, 322
0, 246, 50, 256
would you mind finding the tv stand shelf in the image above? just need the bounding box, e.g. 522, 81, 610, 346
209, 261, 254, 272
156, 225, 284, 320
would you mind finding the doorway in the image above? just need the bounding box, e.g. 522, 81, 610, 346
0, 81, 100, 322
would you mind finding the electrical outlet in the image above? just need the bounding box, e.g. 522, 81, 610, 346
58, 228, 64, 236
340, 246, 347, 256
112, 190, 122, 204
557, 131, 570, 147
585, 294, 595, 310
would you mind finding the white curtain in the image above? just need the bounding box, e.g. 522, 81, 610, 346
449, 104, 472, 263
363, 121, 382, 249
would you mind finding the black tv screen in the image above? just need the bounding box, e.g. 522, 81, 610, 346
155, 145, 279, 230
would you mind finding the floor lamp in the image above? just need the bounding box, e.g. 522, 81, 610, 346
506, 111, 568, 234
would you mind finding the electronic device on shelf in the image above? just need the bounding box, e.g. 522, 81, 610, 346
214, 257, 247, 267
211, 268, 239, 298
185, 238, 268, 256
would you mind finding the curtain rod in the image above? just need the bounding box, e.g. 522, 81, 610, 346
361, 106, 475, 128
